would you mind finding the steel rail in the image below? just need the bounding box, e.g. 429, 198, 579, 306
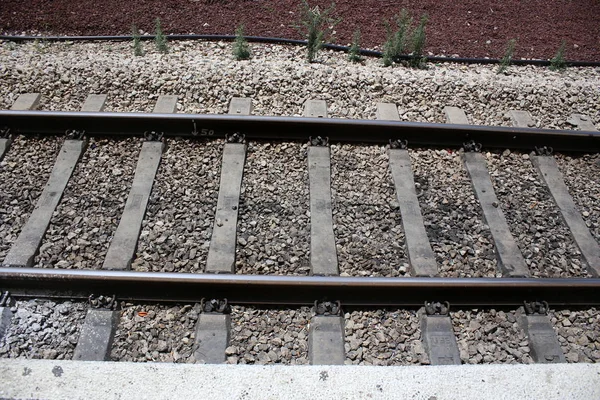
1, 268, 599, 306
1, 111, 599, 152
1, 34, 599, 67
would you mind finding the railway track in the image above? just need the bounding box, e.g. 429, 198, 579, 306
0, 91, 599, 375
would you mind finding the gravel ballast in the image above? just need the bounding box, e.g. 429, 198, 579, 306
331, 144, 408, 277
452, 309, 533, 364
110, 303, 197, 363
236, 142, 310, 275
486, 151, 587, 277
344, 309, 424, 365
555, 154, 600, 244
550, 308, 600, 363
34, 138, 140, 269
132, 139, 222, 273
410, 149, 498, 277
0, 136, 60, 261
0, 299, 86, 360
2, 42, 599, 127
226, 306, 310, 365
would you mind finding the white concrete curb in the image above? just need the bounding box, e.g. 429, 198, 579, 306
1, 359, 599, 400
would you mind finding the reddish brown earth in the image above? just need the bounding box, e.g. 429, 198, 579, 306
1, 0, 599, 61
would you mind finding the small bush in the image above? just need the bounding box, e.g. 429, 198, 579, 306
154, 18, 168, 54
132, 25, 144, 56
409, 14, 428, 68
381, 10, 428, 68
382, 10, 411, 67
232, 25, 251, 60
550, 41, 567, 71
381, 40, 393, 67
348, 29, 362, 63
497, 38, 516, 74
297, 0, 340, 63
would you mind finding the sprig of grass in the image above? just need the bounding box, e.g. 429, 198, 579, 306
348, 29, 362, 63
232, 24, 251, 60
33, 38, 49, 54
382, 10, 411, 67
497, 38, 516, 74
297, 0, 340, 63
154, 18, 168, 54
550, 41, 567, 71
381, 10, 428, 68
408, 14, 428, 68
132, 24, 144, 56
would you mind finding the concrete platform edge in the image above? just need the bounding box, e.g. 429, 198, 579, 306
1, 359, 599, 400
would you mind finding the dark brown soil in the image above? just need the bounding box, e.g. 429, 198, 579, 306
1, 0, 599, 61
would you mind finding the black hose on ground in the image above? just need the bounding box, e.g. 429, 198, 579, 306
1, 34, 599, 67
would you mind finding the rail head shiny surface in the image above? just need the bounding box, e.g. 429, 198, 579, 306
2, 268, 599, 306
0, 110, 598, 151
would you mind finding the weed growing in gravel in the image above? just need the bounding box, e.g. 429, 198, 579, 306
154, 18, 168, 54
5, 41, 17, 51
232, 24, 251, 60
550, 41, 567, 71
132, 25, 144, 56
382, 10, 411, 67
33, 38, 49, 54
297, 0, 340, 63
382, 10, 428, 68
409, 15, 428, 68
348, 29, 363, 63
497, 38, 516, 74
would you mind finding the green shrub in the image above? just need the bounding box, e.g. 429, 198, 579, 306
297, 0, 340, 63
381, 10, 428, 68
382, 10, 411, 67
348, 29, 362, 63
154, 18, 168, 54
550, 41, 567, 71
132, 25, 144, 56
409, 14, 428, 68
497, 38, 516, 74
232, 25, 251, 60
